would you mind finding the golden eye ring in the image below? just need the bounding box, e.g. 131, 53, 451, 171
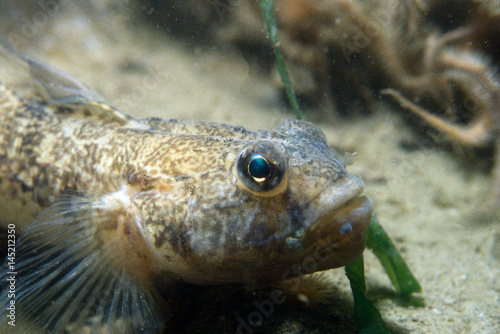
236, 141, 287, 196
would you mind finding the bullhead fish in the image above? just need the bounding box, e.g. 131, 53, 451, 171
0, 43, 373, 333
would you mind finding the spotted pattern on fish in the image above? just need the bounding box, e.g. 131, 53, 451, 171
0, 44, 373, 333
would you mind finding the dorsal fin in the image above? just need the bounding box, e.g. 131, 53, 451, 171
0, 40, 131, 125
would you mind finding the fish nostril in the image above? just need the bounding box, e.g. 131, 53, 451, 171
284, 236, 301, 251
340, 223, 353, 235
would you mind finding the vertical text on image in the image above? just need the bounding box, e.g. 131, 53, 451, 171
5, 223, 17, 327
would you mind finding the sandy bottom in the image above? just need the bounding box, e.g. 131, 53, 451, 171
1, 2, 499, 333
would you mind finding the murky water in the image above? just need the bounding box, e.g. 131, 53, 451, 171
0, 1, 499, 333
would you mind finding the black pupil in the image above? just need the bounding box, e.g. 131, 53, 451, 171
249, 155, 271, 179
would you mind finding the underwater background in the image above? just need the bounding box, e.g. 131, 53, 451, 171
0, 0, 499, 333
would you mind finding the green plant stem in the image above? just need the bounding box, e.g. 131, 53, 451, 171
366, 216, 421, 295
345, 256, 393, 333
259, 0, 304, 120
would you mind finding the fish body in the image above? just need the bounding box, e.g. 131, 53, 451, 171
0, 45, 373, 333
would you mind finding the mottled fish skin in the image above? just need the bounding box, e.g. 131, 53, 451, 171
0, 45, 373, 333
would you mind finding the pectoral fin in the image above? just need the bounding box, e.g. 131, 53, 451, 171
0, 194, 166, 333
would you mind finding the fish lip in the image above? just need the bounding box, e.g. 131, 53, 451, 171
311, 174, 367, 211
285, 174, 373, 254
301, 194, 374, 269
311, 194, 373, 243
300, 173, 368, 232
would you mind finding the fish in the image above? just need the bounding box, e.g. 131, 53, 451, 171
0, 43, 373, 333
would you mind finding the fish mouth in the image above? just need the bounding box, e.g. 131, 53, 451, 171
285, 174, 374, 269
308, 194, 373, 268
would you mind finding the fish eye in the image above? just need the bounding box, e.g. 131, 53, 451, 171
237, 141, 287, 195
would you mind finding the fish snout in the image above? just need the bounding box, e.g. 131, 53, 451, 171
284, 175, 374, 270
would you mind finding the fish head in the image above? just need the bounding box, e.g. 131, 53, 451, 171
148, 119, 373, 285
